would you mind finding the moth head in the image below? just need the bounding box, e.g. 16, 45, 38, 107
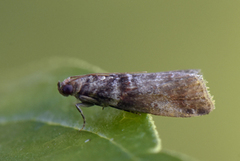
57, 81, 74, 97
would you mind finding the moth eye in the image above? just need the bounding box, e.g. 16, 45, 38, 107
62, 84, 73, 95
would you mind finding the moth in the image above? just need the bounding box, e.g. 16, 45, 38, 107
57, 70, 215, 130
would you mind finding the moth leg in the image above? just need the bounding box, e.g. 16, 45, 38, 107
79, 95, 99, 104
75, 102, 93, 131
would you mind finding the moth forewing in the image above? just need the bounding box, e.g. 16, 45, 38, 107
58, 70, 215, 130
148, 73, 214, 117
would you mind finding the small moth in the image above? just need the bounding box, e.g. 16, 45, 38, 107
57, 70, 215, 130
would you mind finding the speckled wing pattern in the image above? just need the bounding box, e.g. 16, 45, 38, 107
111, 70, 215, 117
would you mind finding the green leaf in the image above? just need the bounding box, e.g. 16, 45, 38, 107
0, 57, 195, 161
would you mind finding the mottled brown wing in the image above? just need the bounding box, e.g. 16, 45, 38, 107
115, 70, 214, 117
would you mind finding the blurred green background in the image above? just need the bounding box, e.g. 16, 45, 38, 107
1, 1, 239, 161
